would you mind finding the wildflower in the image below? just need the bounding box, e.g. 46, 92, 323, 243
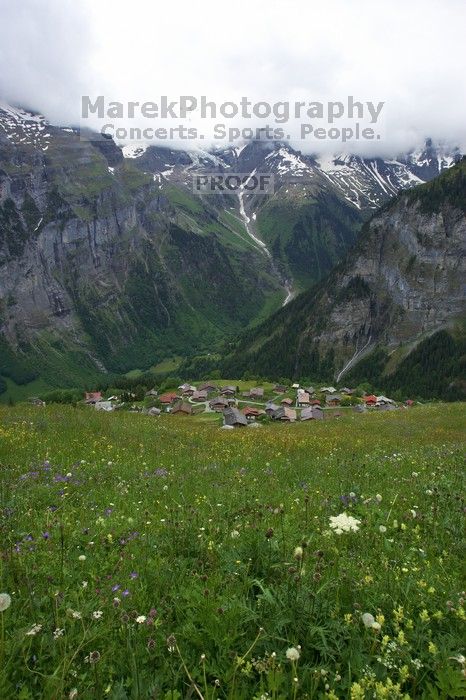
69, 689, 78, 700
294, 546, 304, 560
286, 646, 300, 661
428, 642, 438, 654
329, 513, 360, 534
92, 610, 103, 619
78, 555, 86, 561
0, 593, 11, 611
72, 610, 82, 619
450, 654, 466, 665
167, 634, 177, 652
25, 623, 42, 636
371, 622, 381, 632
82, 581, 88, 588
136, 615, 146, 624
379, 525, 387, 533
350, 682, 365, 700
361, 612, 375, 627
85, 650, 101, 664
400, 665, 410, 682
419, 609, 430, 622
53, 628, 65, 639
230, 530, 240, 538
375, 494, 382, 503
130, 572, 138, 579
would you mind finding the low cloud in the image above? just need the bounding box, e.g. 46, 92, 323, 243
1, 0, 465, 155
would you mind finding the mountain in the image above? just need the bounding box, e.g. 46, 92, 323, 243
0, 101, 462, 396
221, 158, 466, 399
0, 103, 281, 392
129, 137, 461, 293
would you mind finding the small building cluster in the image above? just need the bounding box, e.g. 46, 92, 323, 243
80, 381, 409, 426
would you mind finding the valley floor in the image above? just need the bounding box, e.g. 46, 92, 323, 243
0, 403, 465, 698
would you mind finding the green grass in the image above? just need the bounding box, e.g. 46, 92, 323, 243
0, 403, 464, 699
0, 376, 53, 404
150, 357, 183, 375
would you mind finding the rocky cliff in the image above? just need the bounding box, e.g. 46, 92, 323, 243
0, 104, 279, 389
222, 159, 466, 394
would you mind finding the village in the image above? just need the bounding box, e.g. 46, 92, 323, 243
79, 381, 414, 427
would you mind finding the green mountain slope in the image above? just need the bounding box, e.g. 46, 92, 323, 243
222, 159, 466, 398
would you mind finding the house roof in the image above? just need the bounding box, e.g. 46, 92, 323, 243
376, 395, 395, 404
326, 393, 341, 402
363, 394, 377, 403
281, 397, 293, 405
210, 397, 228, 407
273, 406, 297, 421
320, 386, 337, 393
85, 391, 102, 401
191, 390, 208, 400
242, 406, 260, 416
310, 399, 321, 405
249, 387, 264, 396
273, 384, 287, 392
159, 392, 179, 403
223, 407, 248, 426
301, 406, 323, 420
198, 382, 218, 391
297, 390, 310, 403
171, 401, 192, 414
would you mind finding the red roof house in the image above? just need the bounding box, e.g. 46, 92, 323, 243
85, 391, 102, 404
159, 392, 179, 404
363, 394, 377, 405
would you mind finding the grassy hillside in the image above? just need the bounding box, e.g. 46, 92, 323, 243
0, 402, 464, 698
256, 191, 363, 291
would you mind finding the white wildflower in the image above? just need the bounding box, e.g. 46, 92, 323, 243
92, 610, 103, 619
361, 613, 375, 628
78, 555, 86, 561
286, 646, 300, 661
329, 513, 361, 534
379, 525, 387, 533
53, 627, 65, 639
375, 494, 382, 503
136, 615, 146, 624
0, 593, 11, 611
230, 530, 240, 538
26, 623, 42, 636
294, 546, 304, 560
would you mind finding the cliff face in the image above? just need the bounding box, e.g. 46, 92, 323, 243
0, 105, 278, 386
222, 159, 466, 385
315, 197, 466, 363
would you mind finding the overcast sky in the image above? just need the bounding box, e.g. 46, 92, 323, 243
1, 0, 465, 155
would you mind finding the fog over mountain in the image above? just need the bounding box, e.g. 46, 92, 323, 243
1, 0, 466, 155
